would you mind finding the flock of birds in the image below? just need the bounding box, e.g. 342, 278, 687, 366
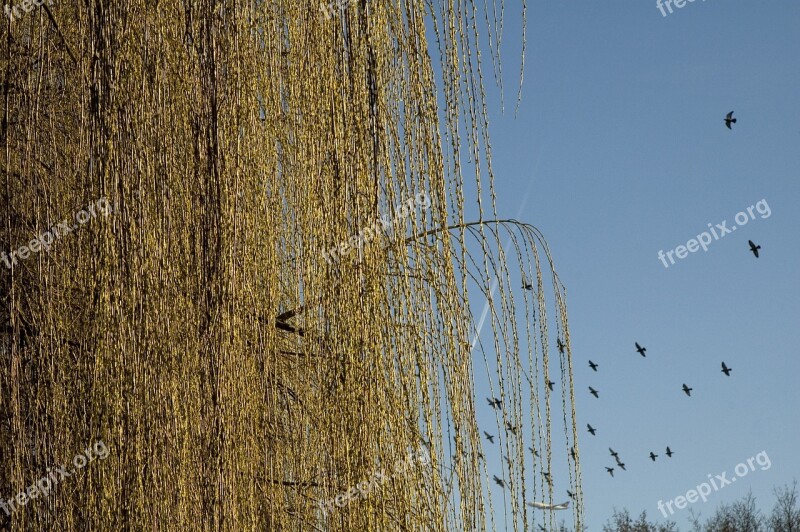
476, 111, 758, 510
583, 112, 754, 480
585, 341, 734, 478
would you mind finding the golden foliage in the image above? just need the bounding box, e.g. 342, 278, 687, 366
0, 0, 582, 530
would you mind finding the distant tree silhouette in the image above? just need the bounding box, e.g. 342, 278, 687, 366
602, 508, 678, 531
704, 492, 763, 532
769, 481, 800, 532
603, 482, 800, 532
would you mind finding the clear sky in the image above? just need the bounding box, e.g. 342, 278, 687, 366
454, 1, 800, 529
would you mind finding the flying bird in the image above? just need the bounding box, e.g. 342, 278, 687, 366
557, 338, 565, 354
493, 475, 505, 488
547, 380, 555, 391
635, 342, 647, 357
528, 500, 570, 510
538, 525, 547, 532
503, 454, 513, 468
606, 467, 615, 477
587, 424, 597, 436
748, 240, 761, 258
666, 447, 674, 458
522, 282, 533, 290
543, 471, 552, 484
609, 448, 619, 459
483, 431, 495, 444
589, 386, 599, 398
567, 490, 575, 500
588, 360, 598, 372
529, 446, 540, 457
721, 362, 732, 376
505, 422, 519, 435
649, 452, 658, 462
487, 397, 502, 409
570, 447, 576, 460
725, 111, 737, 129
682, 383, 693, 397
617, 461, 626, 471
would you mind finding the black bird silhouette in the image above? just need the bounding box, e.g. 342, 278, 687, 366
606, 467, 615, 477
505, 422, 519, 435
570, 447, 576, 460
557, 338, 565, 354
721, 362, 732, 376
487, 397, 502, 409
483, 431, 495, 444
538, 525, 547, 532
522, 282, 533, 290
543, 471, 552, 484
748, 240, 761, 258
493, 475, 505, 488
529, 446, 540, 457
587, 424, 597, 436
547, 380, 555, 391
588, 360, 598, 371
666, 446, 674, 458
635, 342, 647, 357
682, 383, 693, 397
725, 111, 737, 129
504, 454, 513, 468
609, 448, 619, 459
617, 461, 626, 471
649, 451, 658, 462
589, 386, 599, 398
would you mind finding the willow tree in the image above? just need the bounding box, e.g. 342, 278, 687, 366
0, 0, 582, 530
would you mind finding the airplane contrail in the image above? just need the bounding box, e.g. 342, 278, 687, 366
467, 146, 544, 352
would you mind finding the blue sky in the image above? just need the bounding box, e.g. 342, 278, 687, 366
450, 1, 800, 529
